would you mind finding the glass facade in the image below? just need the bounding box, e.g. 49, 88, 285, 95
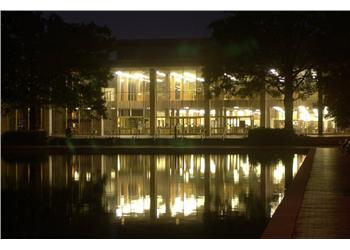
105, 69, 150, 135
155, 68, 205, 135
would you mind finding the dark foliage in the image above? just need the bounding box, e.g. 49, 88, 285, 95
1, 11, 117, 130
203, 12, 350, 130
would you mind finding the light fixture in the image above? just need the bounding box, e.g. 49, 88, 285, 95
273, 106, 284, 113
269, 68, 279, 76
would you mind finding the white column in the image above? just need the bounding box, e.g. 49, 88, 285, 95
149, 69, 156, 136
101, 117, 104, 136
48, 107, 53, 136
204, 82, 211, 136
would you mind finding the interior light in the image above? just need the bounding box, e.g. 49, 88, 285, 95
111, 171, 116, 179
156, 71, 166, 77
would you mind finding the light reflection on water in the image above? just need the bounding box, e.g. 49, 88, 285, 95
1, 152, 306, 238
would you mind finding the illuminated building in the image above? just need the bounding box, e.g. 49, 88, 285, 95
1, 39, 339, 136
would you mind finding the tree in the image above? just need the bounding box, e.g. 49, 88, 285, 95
323, 69, 350, 129
203, 12, 324, 131
310, 13, 350, 132
2, 12, 116, 131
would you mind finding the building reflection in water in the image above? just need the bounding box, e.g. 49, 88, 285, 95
2, 153, 306, 227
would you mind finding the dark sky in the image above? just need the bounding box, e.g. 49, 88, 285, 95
54, 11, 231, 40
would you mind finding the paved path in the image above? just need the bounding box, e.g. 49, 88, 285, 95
293, 147, 350, 238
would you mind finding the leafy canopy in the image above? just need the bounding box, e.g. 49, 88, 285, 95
2, 12, 117, 119
203, 12, 321, 100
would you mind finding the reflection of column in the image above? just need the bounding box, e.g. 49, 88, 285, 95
165, 159, 171, 216
49, 156, 53, 188
204, 82, 210, 136
150, 155, 157, 220
283, 155, 294, 190
260, 163, 268, 218
204, 154, 211, 214
150, 69, 156, 136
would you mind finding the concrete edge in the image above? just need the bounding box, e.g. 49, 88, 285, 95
261, 147, 316, 239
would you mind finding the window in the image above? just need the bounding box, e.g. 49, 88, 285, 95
102, 88, 115, 102
131, 109, 143, 116
120, 109, 130, 116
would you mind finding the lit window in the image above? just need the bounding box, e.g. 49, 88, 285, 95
102, 88, 115, 102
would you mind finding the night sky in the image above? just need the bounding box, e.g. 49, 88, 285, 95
54, 11, 232, 40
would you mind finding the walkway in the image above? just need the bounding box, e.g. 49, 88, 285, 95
293, 147, 350, 238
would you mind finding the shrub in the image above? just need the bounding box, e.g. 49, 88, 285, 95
2, 130, 48, 145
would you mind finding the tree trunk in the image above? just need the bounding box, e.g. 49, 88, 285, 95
67, 109, 73, 129
29, 104, 41, 131
284, 76, 294, 131
317, 82, 324, 135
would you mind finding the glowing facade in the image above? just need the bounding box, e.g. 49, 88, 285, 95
1, 39, 339, 135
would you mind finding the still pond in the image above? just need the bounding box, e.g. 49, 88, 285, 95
1, 151, 306, 238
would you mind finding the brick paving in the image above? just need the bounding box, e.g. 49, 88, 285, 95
293, 147, 350, 238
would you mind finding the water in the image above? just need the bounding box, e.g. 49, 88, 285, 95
1, 152, 306, 238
